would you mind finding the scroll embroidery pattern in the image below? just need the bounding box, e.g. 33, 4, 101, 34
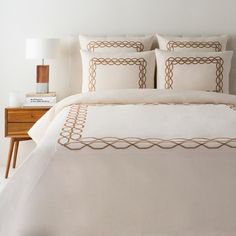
87, 41, 144, 52
88, 57, 147, 91
166, 41, 222, 52
165, 56, 224, 92
58, 104, 236, 150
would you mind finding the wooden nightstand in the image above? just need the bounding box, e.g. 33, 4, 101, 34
5, 107, 50, 178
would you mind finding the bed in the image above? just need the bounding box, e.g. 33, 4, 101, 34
0, 89, 236, 236
1, 33, 236, 235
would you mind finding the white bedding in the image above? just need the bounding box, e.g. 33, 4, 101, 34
0, 89, 236, 236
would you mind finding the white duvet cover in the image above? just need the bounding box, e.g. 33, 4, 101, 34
1, 89, 236, 236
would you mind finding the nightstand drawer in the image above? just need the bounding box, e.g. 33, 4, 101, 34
6, 122, 34, 136
7, 109, 47, 122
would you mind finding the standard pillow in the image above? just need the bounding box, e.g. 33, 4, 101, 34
155, 49, 233, 93
81, 50, 155, 92
79, 35, 154, 52
157, 34, 228, 52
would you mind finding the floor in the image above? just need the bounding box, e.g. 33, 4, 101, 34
0, 166, 7, 192
0, 166, 16, 193
0, 142, 33, 193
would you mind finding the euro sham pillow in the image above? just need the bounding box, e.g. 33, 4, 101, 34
157, 34, 228, 52
155, 49, 233, 93
81, 50, 156, 92
79, 35, 154, 52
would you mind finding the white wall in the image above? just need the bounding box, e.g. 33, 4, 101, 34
1, 0, 236, 166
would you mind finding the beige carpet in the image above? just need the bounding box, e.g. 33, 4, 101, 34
0, 166, 16, 193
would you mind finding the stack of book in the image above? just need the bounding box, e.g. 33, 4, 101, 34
24, 92, 56, 107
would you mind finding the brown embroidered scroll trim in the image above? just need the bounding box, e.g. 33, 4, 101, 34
165, 56, 224, 93
87, 41, 144, 52
62, 137, 236, 150
88, 57, 147, 91
58, 104, 236, 151
166, 41, 222, 52
58, 104, 88, 145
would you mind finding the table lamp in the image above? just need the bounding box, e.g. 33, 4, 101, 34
26, 38, 59, 93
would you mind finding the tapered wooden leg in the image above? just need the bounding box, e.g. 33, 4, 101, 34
5, 138, 15, 178
12, 140, 19, 168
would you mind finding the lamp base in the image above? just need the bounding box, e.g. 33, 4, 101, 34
36, 65, 49, 94
36, 83, 49, 94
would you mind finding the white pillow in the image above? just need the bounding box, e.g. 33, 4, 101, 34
81, 50, 156, 92
155, 49, 233, 93
157, 34, 228, 52
79, 35, 154, 52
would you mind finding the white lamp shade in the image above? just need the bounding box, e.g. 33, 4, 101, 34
26, 38, 59, 59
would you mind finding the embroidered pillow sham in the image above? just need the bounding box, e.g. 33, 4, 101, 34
79, 35, 154, 52
155, 49, 233, 93
81, 50, 156, 92
157, 35, 228, 52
